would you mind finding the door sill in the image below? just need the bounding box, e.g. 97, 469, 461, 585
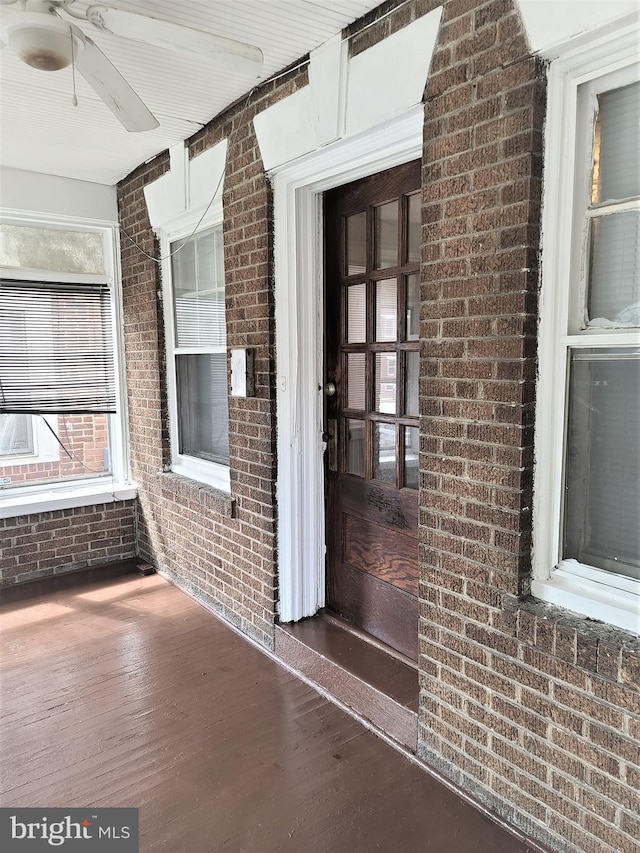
275, 612, 418, 752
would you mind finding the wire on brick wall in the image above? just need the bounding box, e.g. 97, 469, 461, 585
119, 0, 416, 264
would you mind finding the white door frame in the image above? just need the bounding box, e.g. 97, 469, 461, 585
273, 107, 424, 623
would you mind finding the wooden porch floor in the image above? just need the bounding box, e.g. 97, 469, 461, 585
0, 572, 539, 852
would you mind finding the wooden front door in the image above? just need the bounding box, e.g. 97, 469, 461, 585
324, 161, 421, 661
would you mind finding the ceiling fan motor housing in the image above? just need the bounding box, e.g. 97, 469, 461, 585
2, 11, 82, 71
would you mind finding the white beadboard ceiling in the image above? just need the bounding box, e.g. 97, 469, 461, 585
0, 0, 386, 186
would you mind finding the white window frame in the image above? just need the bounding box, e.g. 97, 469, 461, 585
158, 198, 230, 494
532, 25, 640, 635
0, 211, 133, 519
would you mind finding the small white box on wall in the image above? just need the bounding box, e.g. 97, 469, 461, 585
230, 348, 255, 397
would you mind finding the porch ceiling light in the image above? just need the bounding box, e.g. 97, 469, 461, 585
1, 14, 82, 71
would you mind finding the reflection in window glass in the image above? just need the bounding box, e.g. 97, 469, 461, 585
407, 193, 421, 263
0, 413, 33, 457
347, 353, 366, 410
591, 82, 640, 205
347, 283, 366, 343
376, 279, 397, 342
374, 422, 396, 484
176, 353, 229, 465
375, 202, 398, 269
346, 212, 366, 275
404, 426, 419, 490
346, 418, 365, 477
406, 274, 420, 341
375, 352, 396, 414
587, 212, 640, 327
564, 349, 640, 579
405, 352, 419, 416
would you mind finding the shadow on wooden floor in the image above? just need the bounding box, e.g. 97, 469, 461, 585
0, 572, 541, 853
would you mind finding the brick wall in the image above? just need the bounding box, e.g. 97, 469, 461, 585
114, 1, 639, 850
415, 2, 640, 852
117, 69, 308, 649
0, 500, 136, 586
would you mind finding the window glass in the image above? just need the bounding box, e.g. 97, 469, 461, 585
563, 349, 640, 580
374, 202, 398, 269
0, 224, 104, 274
176, 354, 229, 465
587, 211, 640, 326
592, 81, 640, 204
170, 224, 229, 469
347, 283, 366, 343
373, 422, 396, 484
346, 419, 365, 477
346, 212, 366, 275
375, 279, 397, 342
0, 414, 33, 457
346, 353, 366, 410
375, 352, 396, 414
404, 426, 419, 490
407, 193, 421, 263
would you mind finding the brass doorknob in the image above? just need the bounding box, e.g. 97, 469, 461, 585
324, 382, 336, 397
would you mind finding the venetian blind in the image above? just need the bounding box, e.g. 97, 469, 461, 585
0, 280, 116, 414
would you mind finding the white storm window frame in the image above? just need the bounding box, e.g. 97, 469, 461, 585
159, 205, 231, 494
0, 212, 132, 517
533, 27, 640, 635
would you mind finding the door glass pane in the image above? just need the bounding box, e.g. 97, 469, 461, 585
405, 351, 419, 416
375, 202, 398, 269
587, 212, 640, 327
346, 418, 365, 477
404, 426, 419, 490
563, 348, 640, 579
347, 283, 366, 343
346, 353, 366, 410
406, 273, 420, 341
346, 212, 366, 275
592, 82, 640, 204
375, 278, 397, 341
407, 193, 420, 263
374, 422, 396, 484
375, 352, 396, 414
176, 353, 229, 465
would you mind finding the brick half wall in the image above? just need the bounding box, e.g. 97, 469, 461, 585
0, 500, 137, 586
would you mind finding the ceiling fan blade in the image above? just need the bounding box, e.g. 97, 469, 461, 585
72, 29, 159, 132
85, 6, 263, 75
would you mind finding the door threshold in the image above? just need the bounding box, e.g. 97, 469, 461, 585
275, 612, 418, 752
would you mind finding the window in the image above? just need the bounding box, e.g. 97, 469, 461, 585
0, 414, 33, 458
163, 223, 230, 491
533, 34, 640, 634
0, 218, 131, 514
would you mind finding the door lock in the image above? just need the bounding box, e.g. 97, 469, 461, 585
324, 381, 336, 397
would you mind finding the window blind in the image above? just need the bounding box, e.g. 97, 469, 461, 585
0, 279, 116, 414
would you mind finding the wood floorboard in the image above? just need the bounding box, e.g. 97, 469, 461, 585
0, 574, 540, 853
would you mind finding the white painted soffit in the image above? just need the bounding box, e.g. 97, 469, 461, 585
253, 6, 443, 172
516, 0, 640, 57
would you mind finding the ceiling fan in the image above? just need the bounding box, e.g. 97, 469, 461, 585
0, 0, 264, 132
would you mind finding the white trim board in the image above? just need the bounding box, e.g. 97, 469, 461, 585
270, 108, 424, 623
